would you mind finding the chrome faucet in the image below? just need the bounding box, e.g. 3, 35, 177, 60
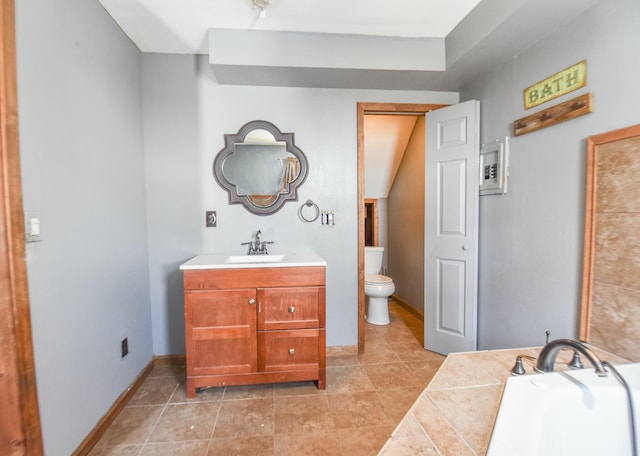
241, 230, 274, 255
535, 338, 607, 377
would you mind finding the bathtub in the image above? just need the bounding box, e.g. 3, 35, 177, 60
487, 362, 640, 456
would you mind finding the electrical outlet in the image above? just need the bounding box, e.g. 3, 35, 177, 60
121, 337, 129, 358
206, 211, 217, 227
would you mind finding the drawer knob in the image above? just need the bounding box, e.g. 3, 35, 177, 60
248, 298, 256, 305
288, 348, 296, 356
288, 306, 295, 313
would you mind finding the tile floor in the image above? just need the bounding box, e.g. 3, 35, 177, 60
89, 301, 445, 456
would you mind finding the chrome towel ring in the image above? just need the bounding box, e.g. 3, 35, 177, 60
298, 199, 320, 222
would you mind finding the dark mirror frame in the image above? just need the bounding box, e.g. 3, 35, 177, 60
213, 120, 309, 215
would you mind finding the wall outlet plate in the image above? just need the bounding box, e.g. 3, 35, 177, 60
206, 211, 217, 227
121, 337, 129, 358
480, 136, 509, 195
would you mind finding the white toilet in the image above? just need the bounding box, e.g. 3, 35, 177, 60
364, 246, 395, 325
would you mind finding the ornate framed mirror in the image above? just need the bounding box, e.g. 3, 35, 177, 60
213, 120, 308, 215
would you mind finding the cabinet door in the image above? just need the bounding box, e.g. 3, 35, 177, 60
185, 289, 257, 376
257, 287, 325, 330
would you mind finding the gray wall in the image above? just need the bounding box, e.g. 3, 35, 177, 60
141, 55, 459, 353
388, 117, 426, 313
16, 0, 152, 454
462, 0, 640, 349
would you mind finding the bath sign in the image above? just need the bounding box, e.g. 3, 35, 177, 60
523, 60, 587, 110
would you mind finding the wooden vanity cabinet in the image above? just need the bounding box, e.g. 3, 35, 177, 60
183, 266, 326, 398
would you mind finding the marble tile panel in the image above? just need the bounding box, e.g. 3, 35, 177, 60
594, 213, 640, 289
377, 413, 439, 456
410, 395, 476, 456
591, 281, 640, 362
425, 384, 503, 455
596, 137, 640, 213
426, 353, 501, 390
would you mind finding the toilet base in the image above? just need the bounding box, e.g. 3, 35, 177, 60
366, 296, 390, 325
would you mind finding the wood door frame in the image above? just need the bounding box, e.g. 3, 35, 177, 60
0, 0, 43, 453
357, 102, 447, 354
580, 123, 640, 342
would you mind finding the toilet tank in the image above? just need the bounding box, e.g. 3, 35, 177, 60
364, 246, 384, 274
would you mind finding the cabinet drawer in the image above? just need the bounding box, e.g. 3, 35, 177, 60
258, 287, 325, 330
258, 329, 319, 372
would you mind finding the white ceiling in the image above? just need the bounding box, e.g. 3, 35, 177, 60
97, 0, 600, 200
98, 0, 483, 54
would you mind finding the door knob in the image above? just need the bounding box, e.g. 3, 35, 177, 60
462, 245, 470, 251
288, 306, 295, 313
288, 348, 296, 356
248, 298, 256, 305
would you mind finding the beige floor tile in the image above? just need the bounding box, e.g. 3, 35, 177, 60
127, 377, 179, 406
170, 383, 224, 404
327, 391, 393, 429
274, 430, 342, 456
140, 440, 210, 455
274, 380, 325, 397
213, 398, 275, 438
275, 395, 335, 434
96, 406, 163, 446
358, 342, 402, 364
207, 435, 274, 455
375, 386, 425, 422
147, 402, 219, 443
88, 445, 143, 456
223, 383, 275, 400
90, 301, 432, 455
337, 425, 396, 456
326, 365, 375, 393
361, 362, 414, 390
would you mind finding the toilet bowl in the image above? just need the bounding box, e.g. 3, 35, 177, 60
364, 247, 395, 325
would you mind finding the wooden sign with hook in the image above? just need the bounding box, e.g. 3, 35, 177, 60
513, 93, 593, 136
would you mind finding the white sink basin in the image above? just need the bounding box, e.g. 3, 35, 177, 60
225, 254, 286, 263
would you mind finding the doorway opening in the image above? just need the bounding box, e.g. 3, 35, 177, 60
357, 102, 447, 354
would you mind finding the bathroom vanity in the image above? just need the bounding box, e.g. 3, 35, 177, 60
180, 252, 326, 398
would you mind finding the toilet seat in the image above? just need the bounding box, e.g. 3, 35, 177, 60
365, 274, 393, 285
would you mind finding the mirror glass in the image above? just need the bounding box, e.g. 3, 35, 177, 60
213, 121, 308, 215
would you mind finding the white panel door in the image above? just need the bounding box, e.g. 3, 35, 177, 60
425, 100, 480, 354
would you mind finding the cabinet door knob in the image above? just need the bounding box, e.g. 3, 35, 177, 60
288, 348, 296, 356
248, 298, 256, 305
288, 306, 295, 313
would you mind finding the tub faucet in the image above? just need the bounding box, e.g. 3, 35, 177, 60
535, 338, 607, 377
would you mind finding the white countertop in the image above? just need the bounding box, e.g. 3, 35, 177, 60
179, 251, 327, 270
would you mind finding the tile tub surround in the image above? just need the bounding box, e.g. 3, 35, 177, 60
378, 346, 628, 455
